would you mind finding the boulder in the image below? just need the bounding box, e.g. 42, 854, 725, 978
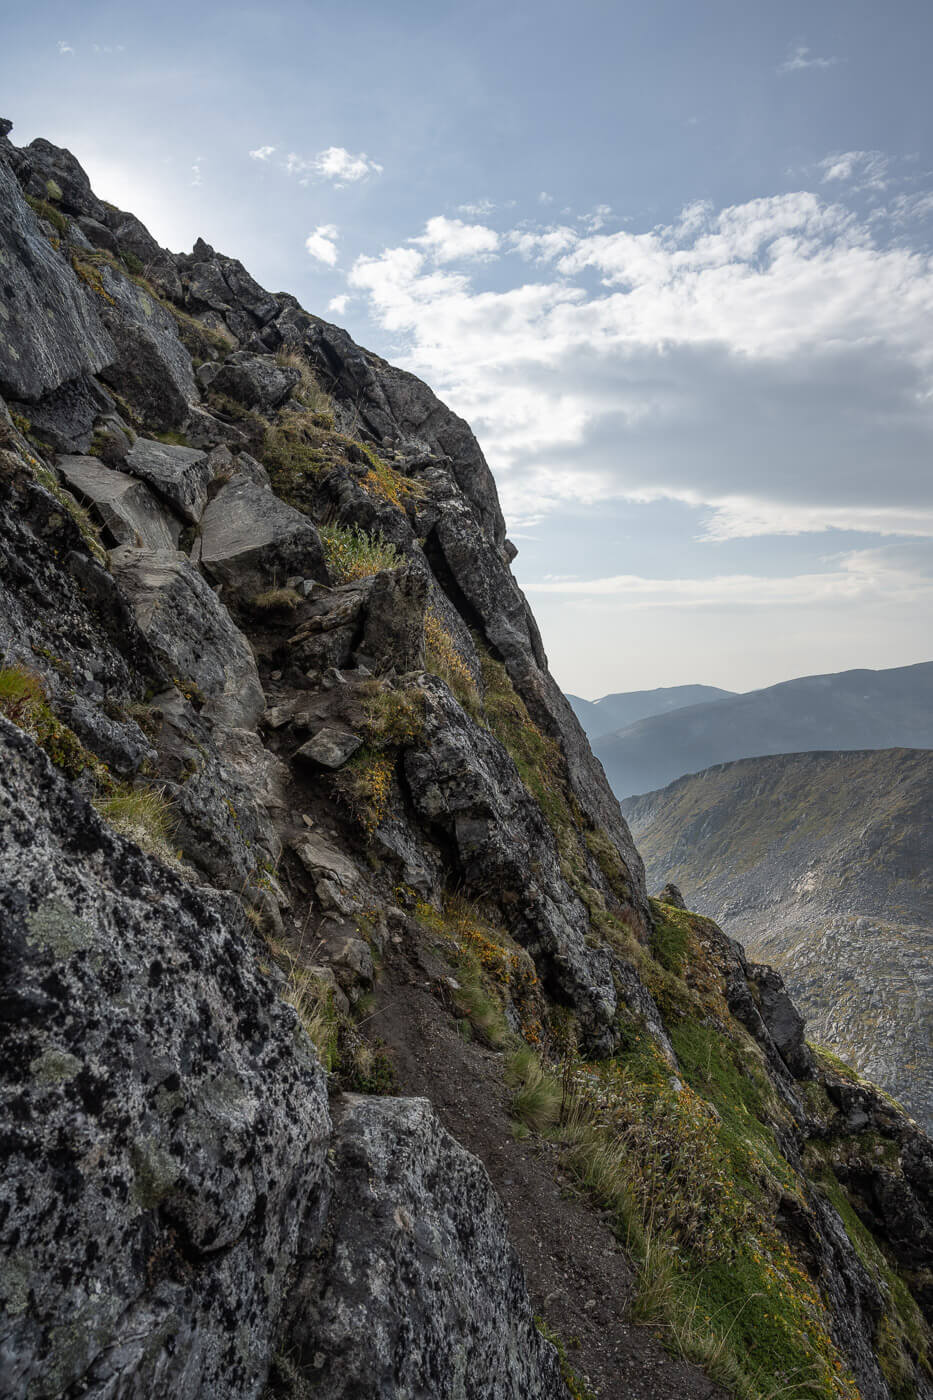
22, 137, 109, 221
354, 561, 428, 673
208, 351, 299, 412
287, 1095, 566, 1400
58, 454, 181, 550
0, 157, 115, 401
125, 437, 211, 525
197, 473, 327, 598
97, 264, 197, 430
0, 718, 331, 1400
294, 727, 362, 770
110, 546, 264, 731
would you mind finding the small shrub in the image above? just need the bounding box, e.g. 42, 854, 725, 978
321, 523, 400, 583
332, 748, 394, 837
506, 1046, 562, 1131
360, 685, 425, 748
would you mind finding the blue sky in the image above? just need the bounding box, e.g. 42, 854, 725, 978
4, 0, 933, 696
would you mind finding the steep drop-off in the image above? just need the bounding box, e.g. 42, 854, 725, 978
623, 749, 933, 1134
1, 121, 932, 1400
596, 663, 933, 798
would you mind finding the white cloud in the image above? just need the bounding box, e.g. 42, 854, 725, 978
328, 294, 350, 315
347, 183, 933, 542
305, 224, 339, 265
411, 215, 499, 262
249, 145, 276, 162
778, 44, 841, 74
819, 150, 891, 191
525, 545, 933, 611
92, 43, 125, 54
538, 191, 554, 204
508, 226, 578, 261
287, 146, 383, 186
458, 199, 496, 217
190, 159, 203, 188
57, 40, 74, 55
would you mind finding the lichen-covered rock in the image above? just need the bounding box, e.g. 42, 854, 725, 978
0, 157, 114, 401
110, 546, 265, 730
287, 1094, 566, 1400
0, 718, 332, 1399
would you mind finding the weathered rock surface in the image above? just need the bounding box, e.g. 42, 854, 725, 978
287, 1094, 567, 1400
0, 718, 332, 1400
208, 350, 299, 411
111, 546, 265, 730
96, 264, 198, 430
405, 676, 622, 1050
0, 157, 114, 401
58, 453, 181, 549
198, 473, 326, 598
125, 437, 211, 524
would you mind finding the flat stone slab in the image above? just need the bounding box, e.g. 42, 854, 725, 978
58, 454, 180, 550
294, 727, 362, 770
125, 437, 211, 524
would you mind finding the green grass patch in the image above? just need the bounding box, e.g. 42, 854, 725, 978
321, 523, 401, 583
0, 665, 113, 787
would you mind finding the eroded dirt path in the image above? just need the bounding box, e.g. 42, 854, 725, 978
369, 930, 727, 1400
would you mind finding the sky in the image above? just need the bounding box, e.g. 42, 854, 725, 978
3, 0, 933, 697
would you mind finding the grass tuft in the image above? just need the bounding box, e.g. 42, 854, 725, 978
321, 523, 400, 583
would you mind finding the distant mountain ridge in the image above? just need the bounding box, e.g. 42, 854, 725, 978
594, 659, 933, 798
623, 748, 933, 1132
566, 684, 735, 741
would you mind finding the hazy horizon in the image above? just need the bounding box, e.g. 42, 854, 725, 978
4, 0, 933, 693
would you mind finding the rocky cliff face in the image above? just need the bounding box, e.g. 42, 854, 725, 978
623, 749, 933, 1135
1, 122, 932, 1400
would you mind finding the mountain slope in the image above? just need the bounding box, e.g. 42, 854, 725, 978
596, 661, 933, 796
623, 748, 933, 1131
0, 120, 931, 1400
567, 684, 735, 741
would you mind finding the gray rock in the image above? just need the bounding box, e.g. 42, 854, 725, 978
125, 437, 211, 525
747, 961, 814, 1079
0, 717, 332, 1400
22, 137, 109, 221
198, 474, 326, 599
97, 265, 197, 430
404, 676, 621, 1051
7, 374, 113, 454
355, 561, 428, 673
208, 351, 299, 412
111, 546, 264, 730
287, 1094, 566, 1400
295, 727, 363, 770
58, 454, 181, 550
0, 157, 115, 401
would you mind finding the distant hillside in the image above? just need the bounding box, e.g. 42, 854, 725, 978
623, 748, 933, 1131
566, 684, 735, 741
596, 659, 933, 797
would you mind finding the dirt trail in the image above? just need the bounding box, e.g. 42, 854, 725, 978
369, 931, 727, 1400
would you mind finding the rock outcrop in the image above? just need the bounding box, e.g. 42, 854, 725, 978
1, 120, 931, 1400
